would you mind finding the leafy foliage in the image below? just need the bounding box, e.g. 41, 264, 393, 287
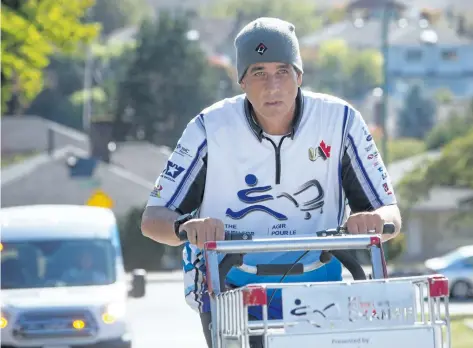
384, 232, 406, 262
87, 0, 150, 36
397, 84, 436, 139
1, 0, 99, 114
209, 0, 322, 36
425, 99, 473, 150
303, 39, 382, 99
398, 128, 473, 205
115, 11, 225, 146
69, 39, 137, 123
388, 138, 426, 162
118, 206, 175, 271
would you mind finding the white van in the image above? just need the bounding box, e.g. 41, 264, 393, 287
0, 205, 146, 348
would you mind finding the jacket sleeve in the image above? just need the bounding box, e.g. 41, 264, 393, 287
341, 107, 397, 213
146, 114, 207, 215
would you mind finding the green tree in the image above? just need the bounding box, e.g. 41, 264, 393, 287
398, 128, 473, 205
304, 39, 349, 95
87, 0, 150, 37
434, 87, 454, 105
302, 40, 382, 99
425, 98, 473, 150
324, 5, 348, 25
118, 206, 181, 271
26, 38, 136, 130
24, 0, 149, 129
384, 232, 406, 262
209, 0, 322, 37
396, 124, 473, 247
116, 12, 222, 146
26, 54, 85, 129
397, 84, 436, 139
69, 39, 137, 124
344, 49, 383, 99
388, 138, 426, 162
1, 0, 99, 114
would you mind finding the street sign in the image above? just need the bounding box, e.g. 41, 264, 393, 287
86, 189, 113, 209
68, 156, 97, 177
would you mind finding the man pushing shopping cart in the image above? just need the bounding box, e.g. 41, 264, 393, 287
140, 17, 449, 348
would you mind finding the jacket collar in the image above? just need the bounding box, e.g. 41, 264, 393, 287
244, 88, 304, 142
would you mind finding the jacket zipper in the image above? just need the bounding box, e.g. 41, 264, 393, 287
263, 135, 289, 185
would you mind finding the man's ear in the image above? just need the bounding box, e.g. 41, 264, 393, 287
239, 79, 246, 90
297, 72, 303, 87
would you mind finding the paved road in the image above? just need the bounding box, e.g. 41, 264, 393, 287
127, 282, 207, 348
127, 281, 473, 348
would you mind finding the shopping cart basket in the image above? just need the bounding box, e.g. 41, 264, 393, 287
181, 224, 450, 348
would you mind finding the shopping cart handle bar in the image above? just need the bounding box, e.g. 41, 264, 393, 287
204, 234, 380, 253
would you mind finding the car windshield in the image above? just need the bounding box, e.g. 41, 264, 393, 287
1, 239, 116, 289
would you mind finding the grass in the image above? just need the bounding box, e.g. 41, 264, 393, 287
451, 316, 473, 348
407, 313, 471, 347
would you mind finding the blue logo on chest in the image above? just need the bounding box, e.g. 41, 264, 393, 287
225, 174, 325, 221
226, 174, 287, 220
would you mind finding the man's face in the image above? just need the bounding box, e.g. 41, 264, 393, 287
80, 251, 93, 269
240, 62, 302, 120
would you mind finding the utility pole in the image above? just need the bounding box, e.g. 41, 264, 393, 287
82, 7, 94, 134
347, 0, 395, 164
380, 5, 391, 165
82, 46, 93, 133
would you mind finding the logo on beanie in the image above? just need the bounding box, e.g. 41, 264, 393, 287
255, 43, 267, 55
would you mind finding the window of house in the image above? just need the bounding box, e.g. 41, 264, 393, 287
442, 50, 458, 61
406, 49, 423, 61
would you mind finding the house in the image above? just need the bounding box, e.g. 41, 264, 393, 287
300, 10, 473, 100
388, 18, 473, 100
1, 116, 171, 218
345, 0, 456, 20
448, 0, 473, 22
144, 0, 214, 13
400, 186, 473, 261
300, 18, 413, 50
387, 151, 473, 261
1, 145, 152, 217
346, 0, 407, 20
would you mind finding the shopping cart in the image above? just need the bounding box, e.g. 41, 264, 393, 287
181, 224, 451, 348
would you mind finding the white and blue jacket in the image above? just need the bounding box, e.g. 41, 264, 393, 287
147, 89, 397, 317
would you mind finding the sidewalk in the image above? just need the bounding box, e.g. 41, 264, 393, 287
128, 270, 184, 283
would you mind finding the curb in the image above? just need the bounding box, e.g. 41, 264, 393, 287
127, 271, 184, 283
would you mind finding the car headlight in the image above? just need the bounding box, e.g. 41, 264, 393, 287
102, 302, 126, 324
1, 310, 9, 329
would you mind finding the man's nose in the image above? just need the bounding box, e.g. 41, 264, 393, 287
265, 75, 282, 92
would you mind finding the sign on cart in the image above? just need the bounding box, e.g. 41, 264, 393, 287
282, 281, 416, 333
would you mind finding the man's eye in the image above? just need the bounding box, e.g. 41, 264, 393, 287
254, 72, 265, 77
279, 69, 289, 74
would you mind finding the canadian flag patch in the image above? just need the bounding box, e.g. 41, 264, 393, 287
308, 141, 331, 162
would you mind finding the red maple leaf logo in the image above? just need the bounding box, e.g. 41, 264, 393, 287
319, 140, 331, 158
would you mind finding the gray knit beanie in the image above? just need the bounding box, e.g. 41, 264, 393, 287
234, 17, 303, 83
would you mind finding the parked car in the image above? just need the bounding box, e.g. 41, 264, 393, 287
424, 245, 473, 300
